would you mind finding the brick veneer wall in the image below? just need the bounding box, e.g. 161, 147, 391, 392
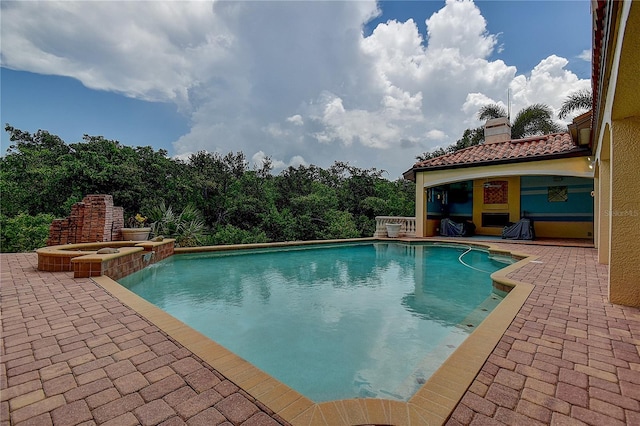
47, 194, 125, 245
112, 206, 125, 241
102, 241, 174, 280
72, 240, 175, 279
47, 202, 85, 245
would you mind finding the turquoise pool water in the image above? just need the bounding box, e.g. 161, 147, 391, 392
118, 242, 511, 402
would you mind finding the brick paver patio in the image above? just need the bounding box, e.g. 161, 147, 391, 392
447, 243, 640, 426
2, 243, 639, 425
1, 253, 289, 426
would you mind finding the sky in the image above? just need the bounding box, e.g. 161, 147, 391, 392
0, 0, 592, 179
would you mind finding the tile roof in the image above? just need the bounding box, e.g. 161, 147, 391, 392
412, 132, 585, 171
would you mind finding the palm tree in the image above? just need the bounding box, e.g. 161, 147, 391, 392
558, 89, 592, 119
416, 102, 563, 161
478, 103, 562, 139
477, 104, 508, 121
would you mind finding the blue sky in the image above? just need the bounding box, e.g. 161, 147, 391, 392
1, 0, 592, 178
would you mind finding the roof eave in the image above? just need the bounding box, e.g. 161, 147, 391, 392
402, 168, 416, 182
408, 148, 591, 175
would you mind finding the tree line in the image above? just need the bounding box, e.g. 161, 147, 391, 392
0, 125, 415, 252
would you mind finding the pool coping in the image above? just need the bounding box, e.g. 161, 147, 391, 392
91, 239, 535, 425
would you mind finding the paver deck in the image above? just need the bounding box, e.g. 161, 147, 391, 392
1, 253, 289, 426
2, 242, 639, 425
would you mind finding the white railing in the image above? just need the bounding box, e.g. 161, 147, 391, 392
374, 216, 417, 238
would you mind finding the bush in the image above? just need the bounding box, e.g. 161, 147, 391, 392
148, 202, 207, 247
206, 225, 269, 245
319, 210, 360, 240
0, 213, 54, 253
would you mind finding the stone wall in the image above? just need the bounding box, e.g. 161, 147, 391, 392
47, 195, 125, 245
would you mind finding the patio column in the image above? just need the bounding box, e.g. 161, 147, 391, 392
415, 173, 426, 237
597, 159, 611, 265
593, 168, 599, 247
609, 118, 640, 306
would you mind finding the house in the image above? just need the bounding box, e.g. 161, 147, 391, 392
403, 0, 639, 307
590, 0, 640, 307
403, 116, 594, 240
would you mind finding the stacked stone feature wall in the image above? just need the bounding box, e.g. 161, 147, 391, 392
47, 194, 125, 245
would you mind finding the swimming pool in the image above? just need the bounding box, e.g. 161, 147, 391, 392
118, 242, 511, 402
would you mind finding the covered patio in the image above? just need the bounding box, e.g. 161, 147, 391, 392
404, 119, 594, 241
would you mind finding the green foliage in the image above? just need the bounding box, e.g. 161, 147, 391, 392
319, 211, 360, 240
452, 127, 485, 151
477, 102, 561, 139
260, 207, 298, 242
361, 178, 415, 218
149, 202, 207, 247
206, 225, 269, 245
511, 104, 562, 139
477, 104, 508, 121
2, 125, 416, 247
416, 147, 447, 162
1, 126, 188, 217
1, 126, 73, 216
0, 213, 55, 253
416, 127, 484, 162
558, 89, 592, 119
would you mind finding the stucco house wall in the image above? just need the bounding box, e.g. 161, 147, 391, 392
591, 0, 640, 306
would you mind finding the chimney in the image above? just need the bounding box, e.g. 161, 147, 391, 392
484, 117, 511, 144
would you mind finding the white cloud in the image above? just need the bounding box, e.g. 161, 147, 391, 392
252, 150, 284, 170
509, 55, 591, 121
286, 115, 304, 126
578, 49, 591, 61
263, 123, 289, 139
288, 155, 307, 168
1, 0, 589, 178
172, 152, 195, 163
425, 0, 497, 58
252, 150, 307, 172
0, 1, 225, 110
426, 130, 447, 141
462, 93, 505, 117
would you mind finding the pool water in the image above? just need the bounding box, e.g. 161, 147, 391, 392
118, 242, 510, 402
